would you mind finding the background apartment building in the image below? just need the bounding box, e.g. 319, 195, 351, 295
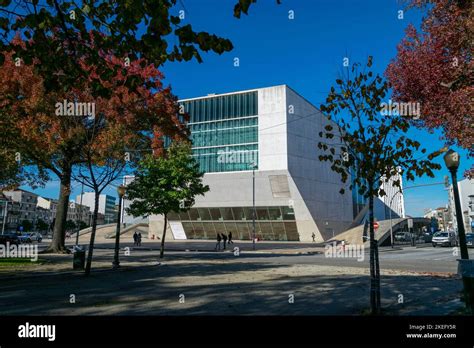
76, 193, 117, 224
448, 178, 474, 233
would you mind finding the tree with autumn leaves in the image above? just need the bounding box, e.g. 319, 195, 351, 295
386, 0, 473, 176
0, 37, 187, 253
0, 0, 269, 254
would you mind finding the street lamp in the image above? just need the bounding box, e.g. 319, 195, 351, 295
444, 149, 473, 313
76, 181, 84, 246
2, 200, 8, 235
250, 161, 257, 250
112, 185, 126, 269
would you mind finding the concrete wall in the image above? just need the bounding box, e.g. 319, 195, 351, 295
258, 86, 287, 171
285, 86, 353, 241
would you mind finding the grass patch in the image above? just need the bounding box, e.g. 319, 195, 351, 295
0, 258, 45, 266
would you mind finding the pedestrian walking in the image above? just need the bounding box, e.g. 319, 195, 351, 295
312, 232, 316, 242
133, 231, 138, 246
215, 233, 222, 251
222, 233, 228, 250
228, 231, 234, 244
137, 232, 142, 246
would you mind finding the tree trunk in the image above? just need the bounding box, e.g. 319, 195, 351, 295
160, 214, 167, 259
43, 165, 71, 254
368, 190, 381, 314
84, 191, 100, 276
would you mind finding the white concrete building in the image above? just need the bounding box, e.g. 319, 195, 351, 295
377, 169, 406, 220
124, 85, 358, 242
122, 85, 409, 242
448, 177, 474, 233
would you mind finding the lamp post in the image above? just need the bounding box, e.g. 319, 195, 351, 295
2, 201, 8, 235
113, 185, 126, 269
444, 149, 473, 313
76, 181, 84, 246
250, 161, 257, 250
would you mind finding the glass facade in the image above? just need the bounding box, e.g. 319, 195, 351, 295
179, 91, 258, 173
168, 206, 299, 241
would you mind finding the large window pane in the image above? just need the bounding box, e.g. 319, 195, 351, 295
272, 222, 287, 241
224, 222, 238, 238
219, 207, 234, 220
168, 211, 181, 220
188, 208, 200, 220
243, 207, 254, 220
268, 207, 283, 220
178, 211, 190, 220
209, 208, 222, 221
192, 222, 205, 239
213, 221, 226, 235
197, 208, 211, 220
182, 222, 195, 239
259, 222, 274, 241
202, 222, 216, 239
281, 206, 296, 220
232, 207, 246, 220
235, 222, 250, 240
256, 208, 269, 220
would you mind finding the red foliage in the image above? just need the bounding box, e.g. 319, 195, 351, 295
0, 37, 188, 168
386, 0, 473, 174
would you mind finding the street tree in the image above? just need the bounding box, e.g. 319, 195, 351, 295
126, 141, 209, 259
65, 220, 76, 232
0, 0, 233, 97
35, 218, 49, 233
20, 219, 33, 232
0, 41, 187, 253
318, 57, 442, 314
386, 0, 473, 176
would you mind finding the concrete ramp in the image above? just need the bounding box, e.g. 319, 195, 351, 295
329, 217, 429, 247
72, 223, 147, 242
104, 223, 149, 240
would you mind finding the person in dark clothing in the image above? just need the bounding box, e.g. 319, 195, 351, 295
137, 232, 142, 246
228, 231, 234, 244
133, 231, 138, 246
215, 233, 222, 251
222, 233, 228, 250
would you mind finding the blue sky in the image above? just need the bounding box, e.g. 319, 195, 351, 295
25, 0, 472, 216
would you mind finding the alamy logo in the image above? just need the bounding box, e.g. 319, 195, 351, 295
217, 147, 257, 164
55, 100, 95, 119
0, 242, 38, 261
324, 241, 364, 261
380, 99, 420, 119
18, 322, 56, 341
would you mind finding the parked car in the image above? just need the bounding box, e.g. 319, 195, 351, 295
18, 233, 32, 244
25, 232, 43, 243
466, 233, 474, 248
394, 232, 411, 242
432, 231, 458, 247
0, 233, 20, 246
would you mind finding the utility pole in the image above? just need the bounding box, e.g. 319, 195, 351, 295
250, 161, 257, 250
76, 182, 84, 246
2, 200, 8, 235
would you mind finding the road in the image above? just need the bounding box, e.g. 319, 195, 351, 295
60, 239, 461, 274
0, 243, 464, 315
